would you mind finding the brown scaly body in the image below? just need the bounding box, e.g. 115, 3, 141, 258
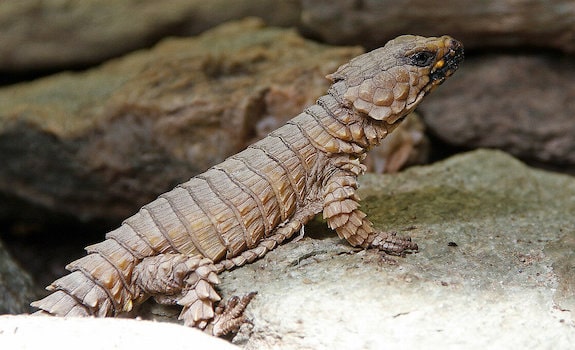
32, 35, 463, 336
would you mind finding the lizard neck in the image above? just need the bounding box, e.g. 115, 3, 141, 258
302, 81, 394, 157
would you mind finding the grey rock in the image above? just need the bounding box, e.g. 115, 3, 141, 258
0, 0, 301, 71
0, 240, 35, 314
0, 18, 428, 226
0, 19, 362, 224
300, 0, 575, 52
419, 54, 575, 172
5, 0, 575, 73
212, 149, 575, 349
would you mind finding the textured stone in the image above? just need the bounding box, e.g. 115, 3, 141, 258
208, 149, 574, 349
418, 54, 575, 172
0, 19, 362, 224
0, 239, 35, 314
300, 0, 575, 52
5, 0, 575, 73
0, 0, 301, 71
0, 18, 432, 226
363, 112, 428, 174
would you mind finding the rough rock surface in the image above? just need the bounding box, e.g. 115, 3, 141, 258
363, 112, 428, 174
418, 54, 575, 172
300, 0, 575, 52
0, 315, 239, 349
0, 19, 362, 224
0, 18, 429, 227
201, 149, 573, 349
4, 1, 575, 72
0, 239, 35, 314
0, 1, 301, 71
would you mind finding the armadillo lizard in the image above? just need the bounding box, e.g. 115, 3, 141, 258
32, 35, 463, 336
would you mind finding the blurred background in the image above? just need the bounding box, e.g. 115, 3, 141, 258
1, 0, 574, 315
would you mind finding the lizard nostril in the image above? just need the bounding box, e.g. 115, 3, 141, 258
450, 38, 463, 52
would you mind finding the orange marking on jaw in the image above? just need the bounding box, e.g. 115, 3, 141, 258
434, 59, 445, 70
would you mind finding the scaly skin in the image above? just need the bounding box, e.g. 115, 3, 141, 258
32, 35, 463, 336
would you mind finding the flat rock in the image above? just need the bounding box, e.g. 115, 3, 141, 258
210, 149, 575, 349
0, 239, 35, 314
0, 19, 362, 224
418, 54, 575, 172
0, 1, 301, 71
4, 0, 575, 73
0, 18, 428, 227
300, 0, 575, 52
0, 315, 238, 350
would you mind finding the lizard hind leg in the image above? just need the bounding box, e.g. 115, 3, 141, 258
133, 253, 254, 336
208, 291, 257, 336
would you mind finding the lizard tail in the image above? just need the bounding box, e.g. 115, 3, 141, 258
31, 237, 139, 317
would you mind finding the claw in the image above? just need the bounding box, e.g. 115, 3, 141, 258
210, 292, 257, 336
370, 231, 418, 255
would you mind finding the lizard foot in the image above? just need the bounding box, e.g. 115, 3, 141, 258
368, 231, 418, 256
209, 292, 257, 337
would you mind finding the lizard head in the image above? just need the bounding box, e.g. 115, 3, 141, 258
327, 35, 463, 125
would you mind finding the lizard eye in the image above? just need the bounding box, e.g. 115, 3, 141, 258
409, 51, 435, 67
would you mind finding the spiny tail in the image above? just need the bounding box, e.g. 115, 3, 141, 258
31, 233, 142, 317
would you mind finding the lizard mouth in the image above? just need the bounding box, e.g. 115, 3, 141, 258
402, 39, 463, 121
427, 40, 464, 91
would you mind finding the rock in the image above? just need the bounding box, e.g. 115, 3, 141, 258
0, 1, 301, 71
206, 149, 574, 349
5, 0, 575, 73
0, 239, 35, 314
0, 18, 429, 226
418, 54, 575, 172
362, 112, 429, 174
0, 315, 238, 349
0, 19, 363, 224
300, 0, 575, 52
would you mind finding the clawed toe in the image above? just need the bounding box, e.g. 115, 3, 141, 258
209, 292, 257, 336
370, 231, 418, 256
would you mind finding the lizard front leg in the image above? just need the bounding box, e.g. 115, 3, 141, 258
322, 171, 418, 255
